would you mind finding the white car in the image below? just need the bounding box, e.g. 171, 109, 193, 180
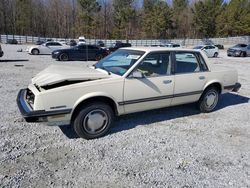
17, 47, 241, 139
194, 45, 219, 58
27, 42, 66, 55
78, 36, 86, 45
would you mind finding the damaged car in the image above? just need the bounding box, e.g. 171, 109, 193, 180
17, 47, 241, 139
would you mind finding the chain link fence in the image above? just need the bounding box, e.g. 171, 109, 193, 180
0, 34, 250, 47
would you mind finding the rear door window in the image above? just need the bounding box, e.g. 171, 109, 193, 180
174, 52, 201, 74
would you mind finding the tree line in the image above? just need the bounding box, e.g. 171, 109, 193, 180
0, 0, 249, 40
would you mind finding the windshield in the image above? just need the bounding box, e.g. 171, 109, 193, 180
233, 44, 247, 48
193, 46, 203, 49
95, 49, 145, 76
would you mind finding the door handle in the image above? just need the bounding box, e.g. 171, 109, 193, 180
163, 80, 172, 84
199, 76, 205, 80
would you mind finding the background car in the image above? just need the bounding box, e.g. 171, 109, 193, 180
78, 36, 86, 45
52, 44, 109, 61
109, 41, 131, 52
35, 40, 46, 45
214, 44, 224, 49
66, 39, 77, 47
6, 39, 18, 44
96, 40, 105, 47
28, 41, 66, 55
227, 44, 250, 57
193, 45, 219, 58
165, 43, 181, 48
0, 44, 3, 57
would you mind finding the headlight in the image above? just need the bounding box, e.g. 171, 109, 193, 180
53, 51, 60, 54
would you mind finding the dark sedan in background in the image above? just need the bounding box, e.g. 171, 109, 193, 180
52, 44, 109, 61
109, 41, 131, 52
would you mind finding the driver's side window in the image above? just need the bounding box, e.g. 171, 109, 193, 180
135, 52, 171, 77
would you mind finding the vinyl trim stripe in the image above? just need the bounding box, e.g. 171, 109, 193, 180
118, 90, 203, 106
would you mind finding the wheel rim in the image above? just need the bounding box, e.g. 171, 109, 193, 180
83, 109, 108, 134
61, 54, 68, 61
204, 91, 218, 110
33, 50, 38, 55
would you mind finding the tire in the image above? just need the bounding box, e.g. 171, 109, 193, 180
31, 49, 39, 55
240, 51, 246, 57
198, 87, 219, 113
95, 54, 103, 61
214, 52, 218, 57
59, 53, 69, 61
72, 102, 114, 139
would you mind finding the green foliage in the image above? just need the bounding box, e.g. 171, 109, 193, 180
143, 0, 172, 39
216, 0, 250, 36
192, 0, 223, 38
77, 0, 101, 37
16, 0, 32, 34
1, 0, 250, 39
112, 0, 135, 39
172, 0, 190, 38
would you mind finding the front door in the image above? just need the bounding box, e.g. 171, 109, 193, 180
123, 52, 174, 113
171, 51, 208, 105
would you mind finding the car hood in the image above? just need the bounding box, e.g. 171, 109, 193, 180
32, 65, 110, 87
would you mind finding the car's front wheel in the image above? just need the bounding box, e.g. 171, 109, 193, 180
31, 49, 39, 55
59, 53, 69, 61
214, 52, 218, 57
198, 87, 219, 113
73, 102, 114, 139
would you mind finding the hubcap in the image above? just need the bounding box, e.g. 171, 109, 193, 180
205, 91, 218, 109
83, 109, 108, 134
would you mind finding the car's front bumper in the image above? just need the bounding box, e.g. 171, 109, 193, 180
52, 53, 60, 59
17, 89, 72, 122
227, 50, 241, 57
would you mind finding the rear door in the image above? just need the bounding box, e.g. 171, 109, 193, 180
171, 51, 208, 106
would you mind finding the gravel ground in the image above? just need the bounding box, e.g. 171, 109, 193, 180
0, 44, 250, 187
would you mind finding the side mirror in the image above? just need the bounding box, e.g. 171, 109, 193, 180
130, 70, 144, 79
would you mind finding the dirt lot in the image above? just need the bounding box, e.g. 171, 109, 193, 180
0, 44, 250, 187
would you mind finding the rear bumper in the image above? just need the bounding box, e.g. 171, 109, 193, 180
224, 82, 241, 92
17, 89, 72, 122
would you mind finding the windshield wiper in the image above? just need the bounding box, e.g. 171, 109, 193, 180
102, 67, 111, 75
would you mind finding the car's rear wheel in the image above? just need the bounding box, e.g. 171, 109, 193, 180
95, 54, 103, 61
31, 49, 39, 55
73, 102, 114, 139
59, 53, 69, 61
198, 87, 219, 113
214, 52, 218, 57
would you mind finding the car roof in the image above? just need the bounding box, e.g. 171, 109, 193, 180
121, 46, 200, 53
